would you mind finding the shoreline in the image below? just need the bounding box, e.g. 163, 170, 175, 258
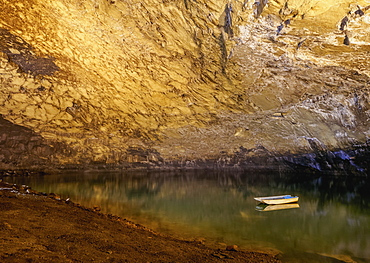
0, 180, 281, 262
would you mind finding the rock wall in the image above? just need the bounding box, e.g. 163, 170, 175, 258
0, 0, 369, 171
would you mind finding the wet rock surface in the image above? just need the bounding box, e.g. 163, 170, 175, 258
0, 0, 369, 172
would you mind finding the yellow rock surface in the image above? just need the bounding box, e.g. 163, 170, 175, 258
0, 0, 369, 168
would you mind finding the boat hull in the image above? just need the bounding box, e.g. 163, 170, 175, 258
254, 195, 299, 205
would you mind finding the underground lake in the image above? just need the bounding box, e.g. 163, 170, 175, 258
7, 169, 370, 263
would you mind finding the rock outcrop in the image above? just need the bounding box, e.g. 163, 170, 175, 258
0, 0, 369, 172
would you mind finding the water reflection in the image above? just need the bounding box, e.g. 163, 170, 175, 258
255, 203, 300, 211
8, 170, 370, 263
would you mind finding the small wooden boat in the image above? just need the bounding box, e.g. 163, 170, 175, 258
254, 195, 299, 205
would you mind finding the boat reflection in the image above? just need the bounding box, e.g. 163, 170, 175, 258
256, 203, 300, 212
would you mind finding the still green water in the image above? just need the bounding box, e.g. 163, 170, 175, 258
8, 170, 370, 263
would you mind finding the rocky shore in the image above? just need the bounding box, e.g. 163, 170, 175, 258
0, 180, 281, 262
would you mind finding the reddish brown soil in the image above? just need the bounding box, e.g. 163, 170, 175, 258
0, 181, 281, 263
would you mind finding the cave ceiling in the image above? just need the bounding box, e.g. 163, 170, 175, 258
0, 0, 369, 169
